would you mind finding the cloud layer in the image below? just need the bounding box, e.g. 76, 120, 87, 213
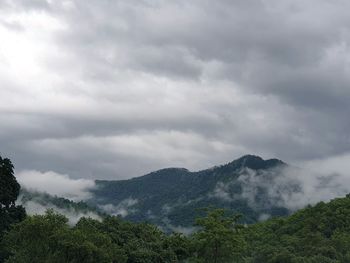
210, 155, 350, 213
16, 170, 95, 201
1, 0, 350, 179
17, 197, 101, 225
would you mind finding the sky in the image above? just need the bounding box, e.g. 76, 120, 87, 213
1, 0, 350, 180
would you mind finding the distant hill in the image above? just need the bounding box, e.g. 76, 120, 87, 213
90, 155, 291, 230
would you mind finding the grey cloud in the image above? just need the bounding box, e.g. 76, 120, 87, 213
1, 0, 350, 179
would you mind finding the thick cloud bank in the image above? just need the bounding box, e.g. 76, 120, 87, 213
1, 0, 350, 179
16, 170, 96, 201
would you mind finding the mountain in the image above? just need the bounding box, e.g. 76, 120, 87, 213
90, 155, 290, 230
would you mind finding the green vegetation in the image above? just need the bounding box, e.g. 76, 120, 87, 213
2, 212, 173, 262
2, 154, 350, 262
191, 209, 245, 263
241, 195, 350, 262
5, 196, 350, 263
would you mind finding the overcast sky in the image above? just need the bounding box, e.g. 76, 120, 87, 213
1, 0, 350, 180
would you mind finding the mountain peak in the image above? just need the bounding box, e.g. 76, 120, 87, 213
138, 167, 189, 180
227, 155, 286, 170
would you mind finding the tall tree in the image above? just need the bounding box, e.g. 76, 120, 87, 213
0, 155, 26, 262
0, 156, 20, 209
191, 209, 245, 263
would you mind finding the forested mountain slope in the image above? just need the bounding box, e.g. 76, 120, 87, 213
91, 155, 290, 229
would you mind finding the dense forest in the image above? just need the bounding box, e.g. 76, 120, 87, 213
2, 155, 350, 262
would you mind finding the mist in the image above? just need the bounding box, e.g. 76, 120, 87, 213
213, 155, 350, 212
16, 170, 96, 201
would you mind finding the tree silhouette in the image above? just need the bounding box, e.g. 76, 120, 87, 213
0, 157, 20, 209
0, 155, 26, 262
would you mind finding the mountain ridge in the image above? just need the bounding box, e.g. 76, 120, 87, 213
91, 155, 290, 230
96, 155, 286, 183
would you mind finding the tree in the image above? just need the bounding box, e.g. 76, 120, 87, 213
2, 210, 68, 263
191, 208, 245, 263
164, 232, 191, 262
0, 156, 20, 209
0, 155, 26, 262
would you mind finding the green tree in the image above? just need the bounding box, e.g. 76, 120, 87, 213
3, 211, 127, 263
0, 155, 26, 262
2, 210, 68, 263
0, 157, 20, 209
164, 232, 191, 262
191, 208, 245, 263
82, 215, 188, 263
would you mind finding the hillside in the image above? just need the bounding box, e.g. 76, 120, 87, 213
3, 154, 350, 262
7, 191, 350, 262
90, 155, 290, 229
241, 194, 350, 262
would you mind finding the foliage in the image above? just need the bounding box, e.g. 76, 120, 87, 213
4, 193, 350, 262
2, 210, 125, 263
0, 157, 20, 208
239, 195, 350, 262
190, 208, 245, 263
2, 211, 190, 263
